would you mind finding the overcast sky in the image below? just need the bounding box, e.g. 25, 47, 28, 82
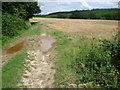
38, 0, 119, 15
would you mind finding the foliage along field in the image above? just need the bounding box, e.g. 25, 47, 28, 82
2, 2, 41, 46
41, 22, 120, 88
2, 13, 30, 46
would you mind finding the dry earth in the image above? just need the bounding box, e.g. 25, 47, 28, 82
30, 17, 118, 39
18, 50, 55, 88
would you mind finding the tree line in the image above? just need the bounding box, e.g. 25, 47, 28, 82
36, 8, 120, 20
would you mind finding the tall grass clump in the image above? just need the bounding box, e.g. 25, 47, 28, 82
71, 38, 119, 88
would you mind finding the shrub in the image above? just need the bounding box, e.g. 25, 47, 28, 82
71, 38, 119, 88
2, 13, 29, 37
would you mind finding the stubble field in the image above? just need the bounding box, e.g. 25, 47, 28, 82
30, 17, 118, 39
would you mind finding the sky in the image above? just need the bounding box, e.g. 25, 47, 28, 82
38, 0, 120, 15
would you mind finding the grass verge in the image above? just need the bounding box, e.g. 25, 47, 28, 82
44, 25, 119, 88
2, 50, 27, 88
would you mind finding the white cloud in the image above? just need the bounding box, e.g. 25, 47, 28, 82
41, 6, 45, 9
38, 0, 119, 14
79, 0, 92, 9
38, 0, 119, 2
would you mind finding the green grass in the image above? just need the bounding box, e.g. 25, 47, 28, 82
24, 23, 41, 36
44, 25, 119, 88
2, 50, 27, 88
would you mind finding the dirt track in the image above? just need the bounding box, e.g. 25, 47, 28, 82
30, 17, 118, 39
18, 34, 56, 88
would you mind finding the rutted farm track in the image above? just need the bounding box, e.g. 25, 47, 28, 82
18, 34, 56, 88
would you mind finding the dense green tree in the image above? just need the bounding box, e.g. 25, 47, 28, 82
2, 2, 41, 20
2, 13, 28, 37
2, 2, 41, 44
70, 11, 83, 19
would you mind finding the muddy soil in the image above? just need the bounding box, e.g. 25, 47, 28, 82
6, 41, 25, 54
2, 37, 28, 65
40, 34, 56, 53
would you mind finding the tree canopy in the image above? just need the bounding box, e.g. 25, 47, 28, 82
2, 2, 41, 20
2, 2, 41, 44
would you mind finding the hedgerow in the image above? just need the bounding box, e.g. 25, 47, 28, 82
2, 13, 29, 37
